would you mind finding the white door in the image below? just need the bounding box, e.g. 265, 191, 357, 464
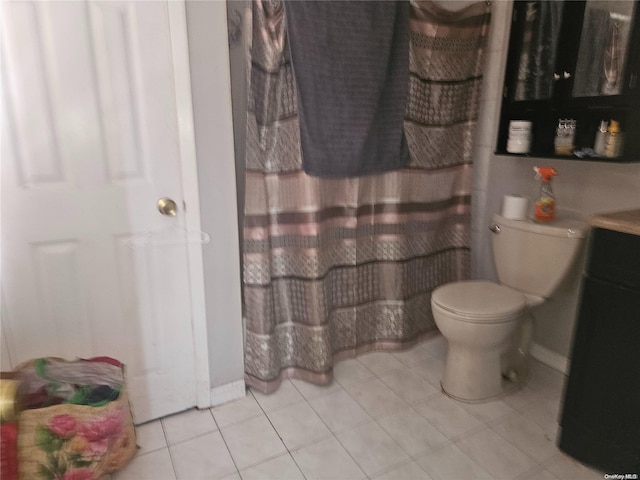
1, 0, 208, 423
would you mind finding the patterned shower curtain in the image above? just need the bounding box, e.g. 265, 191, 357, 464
243, 0, 491, 393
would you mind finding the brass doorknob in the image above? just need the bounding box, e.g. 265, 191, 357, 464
157, 197, 178, 216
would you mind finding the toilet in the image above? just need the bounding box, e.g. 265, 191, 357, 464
431, 212, 587, 402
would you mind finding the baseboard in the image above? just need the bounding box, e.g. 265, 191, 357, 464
210, 379, 246, 407
530, 343, 569, 375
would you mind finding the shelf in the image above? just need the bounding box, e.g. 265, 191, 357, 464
493, 150, 638, 163
496, 1, 640, 164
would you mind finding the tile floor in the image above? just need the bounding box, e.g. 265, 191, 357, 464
108, 335, 604, 480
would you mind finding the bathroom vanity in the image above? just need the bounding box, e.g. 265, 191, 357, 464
558, 209, 640, 473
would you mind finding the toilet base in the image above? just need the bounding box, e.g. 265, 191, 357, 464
441, 371, 526, 404
440, 344, 528, 402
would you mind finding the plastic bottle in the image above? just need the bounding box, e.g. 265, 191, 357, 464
533, 166, 558, 222
604, 120, 623, 158
594, 120, 608, 157
554, 119, 576, 156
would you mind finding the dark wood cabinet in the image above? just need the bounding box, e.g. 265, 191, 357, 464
496, 1, 640, 162
559, 227, 640, 472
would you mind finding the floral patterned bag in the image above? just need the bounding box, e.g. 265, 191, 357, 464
15, 358, 137, 480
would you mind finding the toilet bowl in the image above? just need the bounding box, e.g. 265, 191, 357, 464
432, 281, 526, 401
431, 212, 587, 402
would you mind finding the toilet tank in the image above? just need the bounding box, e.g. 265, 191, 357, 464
491, 212, 587, 298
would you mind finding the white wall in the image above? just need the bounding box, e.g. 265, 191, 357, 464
185, 1, 245, 401
226, 0, 248, 256
472, 1, 640, 360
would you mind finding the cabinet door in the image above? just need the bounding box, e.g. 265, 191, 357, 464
571, 0, 637, 98
562, 276, 640, 450
511, 1, 566, 102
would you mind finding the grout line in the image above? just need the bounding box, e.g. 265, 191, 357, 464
332, 373, 423, 478
210, 392, 265, 430
487, 420, 560, 469
159, 418, 180, 480
292, 377, 372, 478
225, 388, 303, 474
207, 406, 243, 478
258, 382, 311, 480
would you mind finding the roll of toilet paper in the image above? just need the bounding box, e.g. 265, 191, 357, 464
502, 194, 529, 220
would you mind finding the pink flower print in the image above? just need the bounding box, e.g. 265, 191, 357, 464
84, 438, 109, 457
61, 468, 96, 480
47, 414, 77, 438
78, 410, 123, 442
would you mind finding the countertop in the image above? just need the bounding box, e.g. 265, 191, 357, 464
590, 208, 640, 236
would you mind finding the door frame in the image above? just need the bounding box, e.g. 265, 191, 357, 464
166, 0, 211, 409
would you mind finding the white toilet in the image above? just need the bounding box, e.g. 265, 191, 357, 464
431, 212, 587, 402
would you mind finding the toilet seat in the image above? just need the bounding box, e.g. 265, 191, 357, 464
432, 281, 526, 324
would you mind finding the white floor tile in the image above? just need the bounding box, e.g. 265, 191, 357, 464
250, 379, 305, 413
161, 408, 217, 446
308, 389, 371, 433
290, 377, 342, 400
410, 359, 445, 388
170, 431, 236, 480
490, 413, 559, 462
415, 443, 492, 480
345, 377, 407, 418
267, 401, 331, 450
379, 368, 440, 405
455, 427, 538, 479
357, 351, 406, 376
336, 421, 409, 477
372, 460, 434, 480
220, 414, 286, 470
333, 358, 375, 387
113, 448, 176, 480
392, 344, 434, 368
515, 465, 560, 480
219, 474, 241, 480
377, 409, 449, 458
239, 453, 305, 480
134, 419, 167, 455
543, 453, 603, 480
529, 361, 566, 390
460, 398, 516, 423
520, 395, 562, 437
501, 384, 547, 411
527, 362, 566, 400
292, 437, 366, 480
412, 394, 483, 439
211, 393, 263, 429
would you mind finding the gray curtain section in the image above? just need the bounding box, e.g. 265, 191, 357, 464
243, 0, 491, 393
284, 1, 410, 177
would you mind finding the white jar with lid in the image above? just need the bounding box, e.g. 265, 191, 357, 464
507, 120, 532, 154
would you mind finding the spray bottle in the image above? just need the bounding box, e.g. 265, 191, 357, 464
533, 166, 558, 222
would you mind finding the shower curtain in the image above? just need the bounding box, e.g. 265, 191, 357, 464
243, 0, 491, 393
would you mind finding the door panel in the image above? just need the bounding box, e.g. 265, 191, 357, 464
1, 0, 199, 423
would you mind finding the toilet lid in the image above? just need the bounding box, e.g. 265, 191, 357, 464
432, 281, 526, 322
